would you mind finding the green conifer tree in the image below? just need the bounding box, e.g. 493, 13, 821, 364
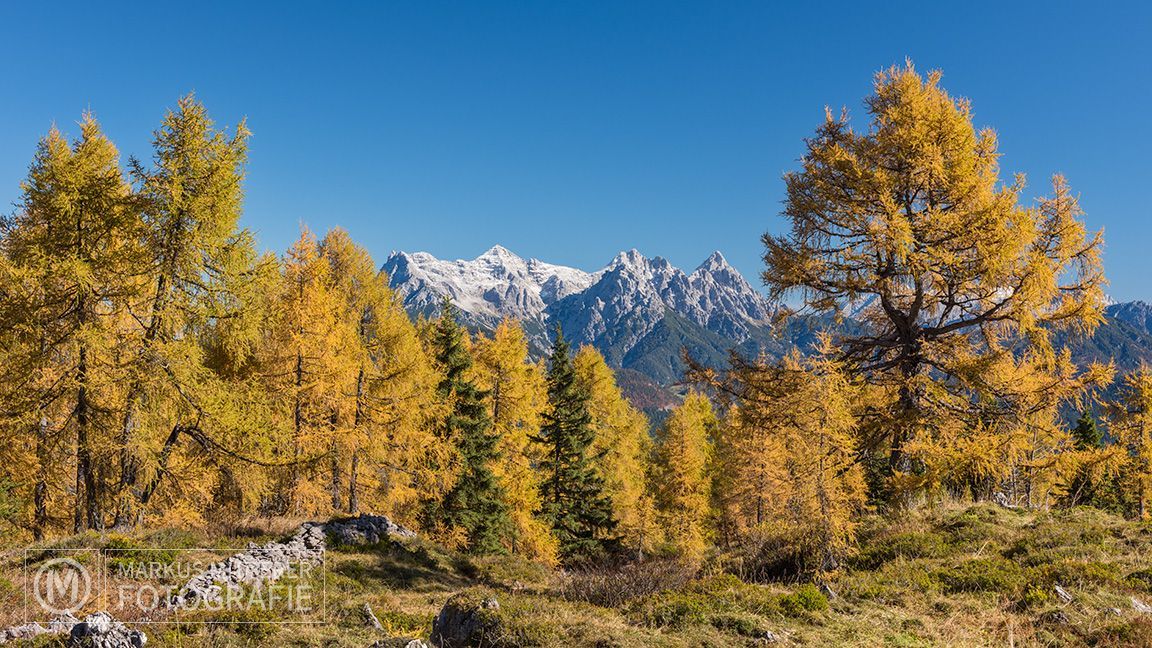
1073, 411, 1104, 450
431, 299, 510, 554
1065, 409, 1124, 512
536, 327, 616, 563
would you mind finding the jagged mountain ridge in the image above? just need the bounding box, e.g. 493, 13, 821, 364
380, 245, 598, 329
381, 246, 785, 385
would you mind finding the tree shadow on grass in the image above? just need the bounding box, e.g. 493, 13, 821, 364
332, 538, 473, 592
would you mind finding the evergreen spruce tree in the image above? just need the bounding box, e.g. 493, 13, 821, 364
1073, 411, 1104, 450
1065, 410, 1108, 508
536, 327, 616, 563
431, 299, 510, 554
574, 346, 658, 558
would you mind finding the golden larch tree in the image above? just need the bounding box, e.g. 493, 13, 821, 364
471, 320, 559, 563
653, 391, 716, 562
762, 63, 1107, 497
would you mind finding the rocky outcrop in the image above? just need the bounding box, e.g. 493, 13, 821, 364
69, 612, 147, 647
172, 522, 327, 607
173, 514, 414, 608
0, 613, 78, 644
430, 593, 502, 648
0, 612, 146, 647
326, 514, 416, 546
3, 513, 414, 645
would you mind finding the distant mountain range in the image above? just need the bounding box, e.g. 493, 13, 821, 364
382, 246, 1152, 410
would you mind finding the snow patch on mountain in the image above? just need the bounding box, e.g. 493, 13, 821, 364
381, 245, 599, 328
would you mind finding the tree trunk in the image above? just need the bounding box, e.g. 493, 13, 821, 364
347, 449, 360, 514
115, 273, 168, 529
347, 365, 366, 514
329, 432, 341, 510
290, 350, 304, 514
888, 354, 922, 477
75, 342, 100, 532
113, 399, 141, 528
139, 424, 183, 509
33, 414, 49, 541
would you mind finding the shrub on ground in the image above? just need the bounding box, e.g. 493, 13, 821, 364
934, 557, 1025, 595
562, 559, 697, 608
629, 574, 827, 628
852, 531, 949, 570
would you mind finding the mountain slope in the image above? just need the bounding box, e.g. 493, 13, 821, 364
1106, 301, 1152, 338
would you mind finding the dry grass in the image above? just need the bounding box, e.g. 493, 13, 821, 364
4, 503, 1152, 646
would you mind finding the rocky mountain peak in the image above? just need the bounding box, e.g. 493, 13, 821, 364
693, 250, 732, 274
384, 245, 778, 383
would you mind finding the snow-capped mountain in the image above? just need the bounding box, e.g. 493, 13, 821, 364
381, 246, 778, 383
544, 249, 775, 367
381, 245, 599, 329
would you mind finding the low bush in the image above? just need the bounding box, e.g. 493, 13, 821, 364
102, 534, 180, 568
777, 584, 829, 616
938, 506, 1017, 547
562, 558, 697, 608
709, 611, 771, 637
1128, 568, 1152, 592
376, 609, 434, 636
471, 553, 555, 591
631, 589, 713, 627
1027, 559, 1119, 588
852, 531, 949, 570
629, 574, 827, 628
934, 557, 1025, 595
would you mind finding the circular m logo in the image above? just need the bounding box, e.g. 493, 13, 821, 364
33, 557, 93, 615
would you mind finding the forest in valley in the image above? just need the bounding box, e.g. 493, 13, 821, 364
3, 63, 1152, 646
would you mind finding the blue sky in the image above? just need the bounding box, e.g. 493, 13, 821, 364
2, 2, 1150, 300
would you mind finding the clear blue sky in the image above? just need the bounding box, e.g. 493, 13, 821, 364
2, 2, 1150, 300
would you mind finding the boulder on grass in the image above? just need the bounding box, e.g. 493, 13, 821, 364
68, 612, 147, 648
431, 593, 502, 648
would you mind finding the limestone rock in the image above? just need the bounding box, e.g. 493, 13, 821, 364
172, 523, 326, 607
68, 612, 147, 648
369, 640, 431, 648
326, 514, 417, 546
363, 602, 384, 630
431, 594, 502, 648
1054, 584, 1073, 603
